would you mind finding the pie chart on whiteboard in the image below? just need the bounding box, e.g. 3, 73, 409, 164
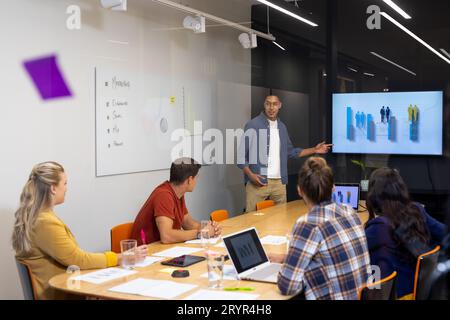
160, 117, 168, 133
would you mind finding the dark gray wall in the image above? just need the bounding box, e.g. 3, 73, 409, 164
250, 1, 450, 219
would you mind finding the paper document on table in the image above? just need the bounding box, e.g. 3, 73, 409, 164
214, 242, 225, 248
200, 265, 238, 280
109, 278, 198, 299
152, 246, 203, 258
72, 268, 136, 284
260, 235, 288, 245
185, 237, 220, 245
184, 289, 259, 300
134, 256, 165, 268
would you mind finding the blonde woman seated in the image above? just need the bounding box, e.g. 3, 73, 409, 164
12, 162, 148, 300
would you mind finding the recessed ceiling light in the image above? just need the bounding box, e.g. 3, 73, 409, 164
370, 51, 417, 76
382, 0, 411, 19
272, 41, 286, 51
440, 48, 450, 59
381, 12, 450, 65
257, 0, 318, 27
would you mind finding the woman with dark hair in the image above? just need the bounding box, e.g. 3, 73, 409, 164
365, 167, 445, 299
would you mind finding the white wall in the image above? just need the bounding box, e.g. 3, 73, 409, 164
0, 0, 251, 299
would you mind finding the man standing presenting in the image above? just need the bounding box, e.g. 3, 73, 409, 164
238, 95, 332, 212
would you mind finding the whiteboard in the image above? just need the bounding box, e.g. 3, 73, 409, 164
95, 67, 212, 176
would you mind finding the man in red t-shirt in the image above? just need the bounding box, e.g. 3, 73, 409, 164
131, 158, 221, 244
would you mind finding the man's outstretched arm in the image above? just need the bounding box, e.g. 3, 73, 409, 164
298, 141, 332, 157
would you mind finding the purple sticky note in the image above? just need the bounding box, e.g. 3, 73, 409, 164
23, 55, 72, 100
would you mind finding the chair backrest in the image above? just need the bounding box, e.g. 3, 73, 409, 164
256, 200, 275, 211
210, 209, 229, 222
413, 245, 441, 300
110, 222, 134, 253
15, 259, 37, 300
359, 271, 397, 300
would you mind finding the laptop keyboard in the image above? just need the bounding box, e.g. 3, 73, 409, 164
247, 264, 281, 280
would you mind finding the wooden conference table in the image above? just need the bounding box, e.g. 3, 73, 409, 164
49, 200, 369, 300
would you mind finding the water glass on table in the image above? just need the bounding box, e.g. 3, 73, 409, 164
200, 220, 211, 249
206, 251, 224, 289
120, 239, 137, 269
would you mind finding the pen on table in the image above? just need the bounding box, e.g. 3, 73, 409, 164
140, 229, 147, 245
223, 287, 255, 291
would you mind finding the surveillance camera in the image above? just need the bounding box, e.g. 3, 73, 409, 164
100, 0, 127, 11
183, 16, 205, 33
238, 33, 257, 49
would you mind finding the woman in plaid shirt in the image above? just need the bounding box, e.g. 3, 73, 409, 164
269, 157, 371, 300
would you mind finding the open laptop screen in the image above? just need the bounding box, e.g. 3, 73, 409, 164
333, 183, 360, 210
222, 228, 268, 274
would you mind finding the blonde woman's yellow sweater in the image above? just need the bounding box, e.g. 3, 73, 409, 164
16, 211, 117, 300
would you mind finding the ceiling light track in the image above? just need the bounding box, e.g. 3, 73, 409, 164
151, 0, 275, 41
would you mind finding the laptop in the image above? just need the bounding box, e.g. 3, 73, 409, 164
222, 227, 282, 283
333, 183, 361, 211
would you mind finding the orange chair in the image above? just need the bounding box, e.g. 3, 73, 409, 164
210, 209, 229, 222
358, 271, 397, 300
110, 222, 134, 253
256, 200, 275, 211
413, 245, 441, 300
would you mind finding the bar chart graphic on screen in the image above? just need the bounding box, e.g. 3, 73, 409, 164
332, 91, 443, 155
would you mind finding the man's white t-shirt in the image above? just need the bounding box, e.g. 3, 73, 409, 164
267, 119, 281, 179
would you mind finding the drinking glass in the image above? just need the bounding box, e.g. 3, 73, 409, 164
200, 220, 211, 249
206, 251, 224, 289
120, 239, 137, 269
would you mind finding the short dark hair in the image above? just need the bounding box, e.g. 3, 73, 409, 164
298, 157, 334, 205
170, 157, 201, 185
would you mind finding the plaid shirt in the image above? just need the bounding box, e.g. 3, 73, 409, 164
278, 201, 370, 300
